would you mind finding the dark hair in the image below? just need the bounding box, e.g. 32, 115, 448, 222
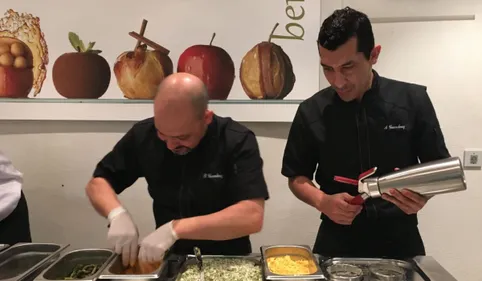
317, 7, 374, 59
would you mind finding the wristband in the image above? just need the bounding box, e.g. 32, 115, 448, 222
107, 206, 126, 223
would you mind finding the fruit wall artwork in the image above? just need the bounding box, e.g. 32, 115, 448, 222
52, 32, 111, 99
239, 23, 296, 100
0, 1, 321, 105
0, 9, 48, 98
114, 19, 173, 100
178, 33, 235, 100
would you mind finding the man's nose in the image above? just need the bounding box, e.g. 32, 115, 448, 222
333, 72, 347, 89
166, 139, 180, 150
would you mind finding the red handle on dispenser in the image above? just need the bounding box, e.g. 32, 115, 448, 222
333, 176, 358, 186
333, 167, 377, 205
349, 194, 365, 205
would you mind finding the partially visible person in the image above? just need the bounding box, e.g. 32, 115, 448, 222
86, 72, 269, 267
0, 151, 32, 244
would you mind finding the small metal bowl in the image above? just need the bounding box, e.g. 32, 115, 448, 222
326, 263, 364, 281
368, 263, 406, 281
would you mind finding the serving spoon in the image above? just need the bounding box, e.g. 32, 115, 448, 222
193, 247, 204, 281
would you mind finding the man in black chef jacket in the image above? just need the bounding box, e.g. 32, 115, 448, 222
281, 7, 451, 259
86, 72, 269, 266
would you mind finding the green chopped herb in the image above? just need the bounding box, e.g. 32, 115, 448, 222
178, 258, 262, 281
64, 264, 101, 280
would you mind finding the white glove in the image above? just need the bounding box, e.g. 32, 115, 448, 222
138, 220, 178, 263
107, 206, 139, 267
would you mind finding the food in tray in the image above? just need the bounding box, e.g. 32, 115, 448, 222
368, 263, 406, 279
326, 263, 364, 279
266, 255, 312, 275
122, 260, 162, 274
178, 258, 262, 281
64, 264, 102, 279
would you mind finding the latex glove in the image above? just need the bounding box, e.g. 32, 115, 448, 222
138, 220, 178, 263
107, 206, 139, 267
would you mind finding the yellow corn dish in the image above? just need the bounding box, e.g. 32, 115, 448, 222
267, 255, 312, 275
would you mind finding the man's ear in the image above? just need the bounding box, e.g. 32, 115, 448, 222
370, 45, 382, 64
204, 110, 213, 124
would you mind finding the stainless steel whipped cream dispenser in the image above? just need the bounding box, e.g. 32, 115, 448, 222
359, 157, 467, 199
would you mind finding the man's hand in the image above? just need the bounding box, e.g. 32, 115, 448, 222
138, 221, 179, 263
382, 188, 428, 215
107, 207, 139, 267
381, 167, 429, 214
317, 193, 363, 225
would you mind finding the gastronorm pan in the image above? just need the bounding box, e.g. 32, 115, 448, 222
261, 245, 325, 280
174, 254, 262, 281
0, 243, 69, 281
320, 257, 426, 281
35, 248, 116, 281
0, 245, 10, 254
97, 254, 165, 281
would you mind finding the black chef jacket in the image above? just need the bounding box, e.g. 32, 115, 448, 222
93, 114, 269, 255
0, 191, 32, 244
282, 70, 450, 259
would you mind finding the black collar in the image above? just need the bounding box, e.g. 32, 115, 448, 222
197, 115, 218, 147
362, 70, 380, 103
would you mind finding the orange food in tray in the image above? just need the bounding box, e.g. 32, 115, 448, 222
122, 260, 162, 274
267, 255, 313, 275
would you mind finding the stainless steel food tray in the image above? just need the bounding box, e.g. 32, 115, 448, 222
0, 243, 69, 281
174, 254, 263, 281
320, 257, 426, 281
97, 254, 165, 281
261, 245, 325, 280
35, 248, 116, 281
0, 245, 10, 253
412, 256, 457, 281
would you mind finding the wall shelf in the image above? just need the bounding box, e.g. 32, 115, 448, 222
370, 14, 475, 24
0, 98, 302, 122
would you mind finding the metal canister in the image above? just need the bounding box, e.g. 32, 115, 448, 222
360, 156, 467, 198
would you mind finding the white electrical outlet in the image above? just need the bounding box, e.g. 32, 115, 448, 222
463, 149, 482, 168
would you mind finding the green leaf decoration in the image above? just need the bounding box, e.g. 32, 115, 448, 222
86, 41, 95, 51
68, 32, 102, 54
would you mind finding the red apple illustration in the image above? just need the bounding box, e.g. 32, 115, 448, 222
177, 33, 235, 100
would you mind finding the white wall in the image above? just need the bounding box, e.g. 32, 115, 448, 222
0, 121, 319, 255
1, 1, 482, 281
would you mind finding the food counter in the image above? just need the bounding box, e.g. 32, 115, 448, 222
0, 243, 458, 281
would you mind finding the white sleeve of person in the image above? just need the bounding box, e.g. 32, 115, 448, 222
0, 151, 22, 221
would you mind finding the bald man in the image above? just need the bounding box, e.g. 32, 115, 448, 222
86, 73, 269, 266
